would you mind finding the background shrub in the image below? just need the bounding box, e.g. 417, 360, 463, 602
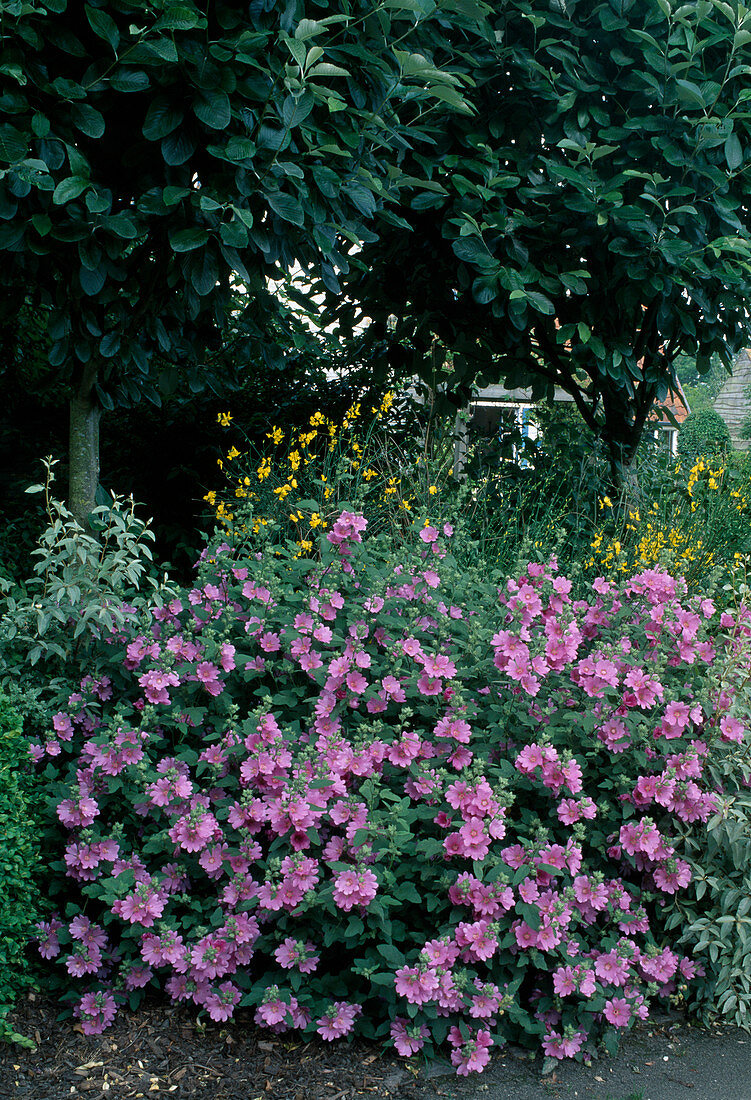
677, 409, 732, 462
0, 692, 43, 1044
0, 458, 175, 741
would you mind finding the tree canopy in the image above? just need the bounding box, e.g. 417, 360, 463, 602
326, 0, 751, 484
0, 0, 489, 520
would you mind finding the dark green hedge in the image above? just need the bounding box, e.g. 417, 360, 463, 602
0, 693, 43, 1043
677, 408, 732, 461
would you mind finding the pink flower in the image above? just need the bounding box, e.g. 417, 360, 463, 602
74, 991, 118, 1035
316, 1001, 361, 1040
274, 937, 319, 973
390, 1017, 429, 1056
203, 981, 241, 1022
394, 965, 439, 1005
542, 1029, 585, 1059
720, 715, 745, 743
447, 1026, 493, 1075
332, 868, 378, 911
603, 996, 632, 1027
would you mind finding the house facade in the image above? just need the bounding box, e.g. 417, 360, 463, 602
465, 383, 690, 455
713, 349, 751, 450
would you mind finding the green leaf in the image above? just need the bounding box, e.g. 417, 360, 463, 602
31, 114, 50, 139
451, 234, 493, 265
79, 264, 106, 296
31, 213, 51, 236
267, 191, 305, 226
85, 5, 120, 52
282, 93, 315, 129
725, 133, 743, 170
143, 98, 183, 141
377, 943, 405, 966
307, 63, 351, 78
0, 126, 28, 164
294, 19, 326, 40
161, 130, 196, 166
70, 103, 106, 139
675, 79, 707, 109
110, 69, 149, 93
52, 177, 90, 205
103, 212, 139, 238
517, 902, 541, 930
194, 90, 231, 131
154, 5, 203, 31
169, 227, 210, 252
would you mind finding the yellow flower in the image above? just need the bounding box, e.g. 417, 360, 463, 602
217, 458, 223, 470
226, 446, 241, 462
599, 495, 613, 509
203, 490, 217, 506
267, 426, 284, 445
216, 411, 232, 427
310, 513, 323, 528
257, 458, 272, 481
429, 485, 438, 495
362, 467, 378, 481
400, 499, 412, 511
289, 450, 301, 470
310, 411, 326, 427
342, 402, 361, 427
380, 391, 394, 412
274, 484, 292, 500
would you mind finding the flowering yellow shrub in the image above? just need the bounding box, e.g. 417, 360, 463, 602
203, 394, 447, 554
586, 456, 751, 582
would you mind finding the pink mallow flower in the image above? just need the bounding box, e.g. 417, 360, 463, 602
332, 868, 378, 912
447, 1026, 493, 1075
316, 1001, 361, 1040
390, 1017, 429, 1056
74, 991, 118, 1035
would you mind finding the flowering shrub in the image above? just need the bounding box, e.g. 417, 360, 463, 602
204, 393, 449, 552
32, 510, 747, 1072
586, 454, 751, 584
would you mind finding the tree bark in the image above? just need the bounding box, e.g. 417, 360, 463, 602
68, 362, 101, 528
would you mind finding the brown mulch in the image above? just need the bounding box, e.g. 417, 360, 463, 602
8, 993, 750, 1100
0, 994, 464, 1100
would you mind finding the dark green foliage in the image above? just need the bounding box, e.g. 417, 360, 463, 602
0, 693, 43, 1043
0, 0, 490, 520
678, 409, 732, 460
326, 0, 751, 485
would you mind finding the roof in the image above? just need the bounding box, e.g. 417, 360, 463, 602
472, 383, 691, 424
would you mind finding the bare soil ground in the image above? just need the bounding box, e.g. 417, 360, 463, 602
3, 994, 751, 1100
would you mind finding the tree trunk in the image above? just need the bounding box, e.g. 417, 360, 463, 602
69, 363, 101, 528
